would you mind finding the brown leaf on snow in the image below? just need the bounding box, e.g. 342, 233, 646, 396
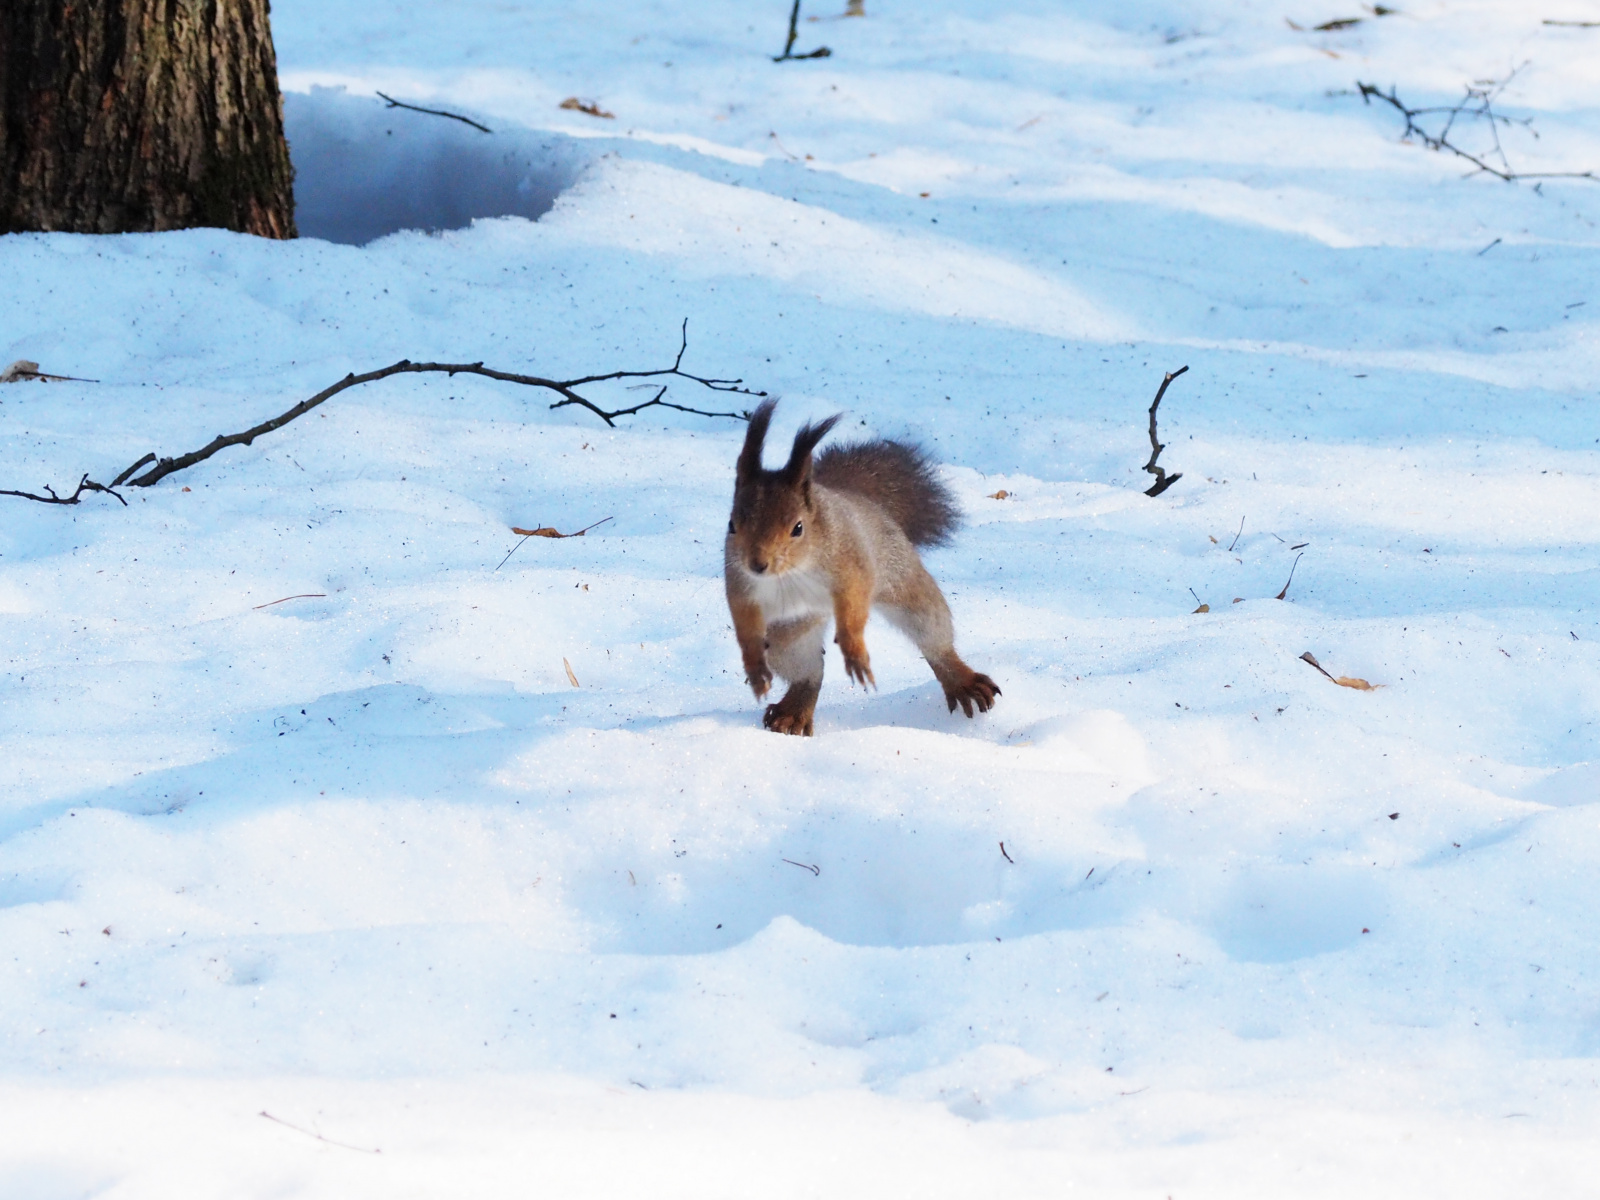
987, 489, 1010, 500
511, 516, 613, 539
1300, 651, 1382, 690
563, 658, 581, 688
1193, 603, 1210, 613
560, 97, 615, 119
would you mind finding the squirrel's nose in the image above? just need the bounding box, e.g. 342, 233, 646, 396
750, 559, 769, 574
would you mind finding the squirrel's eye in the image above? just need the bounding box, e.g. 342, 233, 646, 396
791, 521, 804, 538
727, 520, 736, 534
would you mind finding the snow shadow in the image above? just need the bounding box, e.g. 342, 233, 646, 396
3, 683, 565, 836
283, 88, 590, 245
1208, 865, 1389, 963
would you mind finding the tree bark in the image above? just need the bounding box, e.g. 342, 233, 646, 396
0, 0, 295, 237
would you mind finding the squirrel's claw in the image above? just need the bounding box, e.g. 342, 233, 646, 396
842, 656, 875, 690
944, 671, 1000, 718
747, 664, 773, 699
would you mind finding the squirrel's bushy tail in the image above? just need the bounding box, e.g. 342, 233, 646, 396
813, 439, 961, 547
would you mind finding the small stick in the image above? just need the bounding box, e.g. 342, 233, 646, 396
782, 858, 821, 875
773, 0, 832, 60
999, 841, 1014, 864
259, 1111, 380, 1155
1478, 237, 1502, 255
1275, 552, 1304, 600
1226, 516, 1244, 552
1142, 365, 1189, 497
252, 593, 327, 609
1544, 19, 1600, 26
376, 91, 491, 133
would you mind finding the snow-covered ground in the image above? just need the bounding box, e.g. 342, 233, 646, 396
4, 1, 1600, 1193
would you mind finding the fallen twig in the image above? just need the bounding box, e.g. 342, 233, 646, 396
782, 858, 821, 875
0, 474, 125, 506
1275, 551, 1304, 600
253, 593, 327, 609
1544, 19, 1600, 26
259, 1110, 381, 1155
3, 323, 762, 506
376, 91, 491, 133
1142, 365, 1189, 497
999, 841, 1014, 864
1227, 515, 1244, 552
774, 0, 832, 60
1356, 69, 1599, 184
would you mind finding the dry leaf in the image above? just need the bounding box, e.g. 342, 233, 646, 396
559, 97, 615, 119
987, 489, 1010, 500
0, 359, 40, 382
1300, 651, 1382, 690
1232, 597, 1245, 604
1208, 535, 1218, 544
563, 658, 580, 687
510, 516, 612, 539
1193, 603, 1210, 613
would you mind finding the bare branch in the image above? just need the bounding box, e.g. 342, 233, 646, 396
1142, 365, 1189, 498
376, 91, 491, 134
3, 325, 764, 506
1356, 75, 1598, 184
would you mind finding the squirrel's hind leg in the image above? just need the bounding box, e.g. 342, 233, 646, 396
878, 567, 1000, 719
762, 616, 826, 736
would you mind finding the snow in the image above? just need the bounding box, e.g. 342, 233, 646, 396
3, 0, 1600, 1193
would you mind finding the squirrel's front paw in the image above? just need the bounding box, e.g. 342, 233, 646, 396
746, 662, 773, 699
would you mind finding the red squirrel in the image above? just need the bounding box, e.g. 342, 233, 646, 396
724, 399, 1000, 736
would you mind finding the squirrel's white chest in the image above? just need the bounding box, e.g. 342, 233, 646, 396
744, 563, 834, 625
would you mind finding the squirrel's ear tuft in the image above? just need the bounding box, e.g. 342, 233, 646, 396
737, 398, 778, 483
784, 412, 843, 484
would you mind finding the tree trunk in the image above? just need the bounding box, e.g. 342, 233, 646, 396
0, 0, 295, 237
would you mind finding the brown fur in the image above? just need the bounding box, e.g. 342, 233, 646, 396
724, 399, 999, 736
814, 439, 960, 547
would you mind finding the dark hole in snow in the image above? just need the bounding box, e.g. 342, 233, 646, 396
284, 88, 590, 246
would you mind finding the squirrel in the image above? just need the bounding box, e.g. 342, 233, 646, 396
724, 398, 1000, 736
